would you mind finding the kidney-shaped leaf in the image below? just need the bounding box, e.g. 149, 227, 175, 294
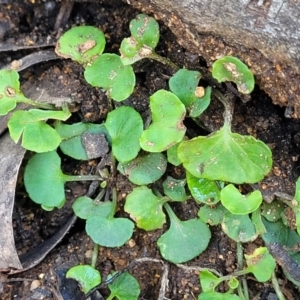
140, 90, 186, 152
118, 152, 167, 185
220, 184, 262, 215
84, 53, 135, 101
86, 216, 134, 247
105, 106, 143, 163
245, 247, 276, 282
212, 56, 255, 94
55, 26, 106, 64
8, 108, 71, 152
125, 186, 166, 231
0, 69, 28, 115
24, 151, 68, 208
178, 125, 272, 184
66, 265, 101, 294
108, 272, 140, 300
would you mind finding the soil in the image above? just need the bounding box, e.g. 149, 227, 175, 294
1, 0, 300, 299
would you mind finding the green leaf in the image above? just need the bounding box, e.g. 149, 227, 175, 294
222, 213, 257, 243
8, 108, 71, 152
199, 270, 222, 292
125, 186, 166, 231
166, 142, 182, 166
198, 292, 241, 300
157, 204, 211, 263
228, 277, 239, 290
293, 177, 300, 235
220, 184, 262, 215
84, 53, 135, 101
189, 86, 212, 118
120, 14, 159, 65
72, 196, 112, 220
55, 26, 106, 64
198, 204, 228, 226
86, 216, 134, 247
140, 90, 186, 152
212, 56, 255, 94
252, 208, 267, 235
105, 106, 143, 163
245, 247, 276, 282
24, 151, 67, 208
56, 122, 110, 160
108, 272, 140, 300
169, 69, 202, 106
261, 200, 285, 222
178, 124, 272, 184
163, 176, 187, 202
186, 171, 220, 205
66, 265, 101, 294
118, 152, 167, 185
0, 69, 28, 115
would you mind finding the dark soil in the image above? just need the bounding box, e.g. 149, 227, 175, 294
1, 1, 300, 299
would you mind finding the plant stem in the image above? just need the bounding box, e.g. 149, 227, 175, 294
148, 52, 179, 71
163, 202, 179, 224
94, 189, 106, 203
108, 187, 117, 219
271, 272, 286, 300
212, 89, 234, 127
91, 243, 99, 268
65, 174, 103, 182
236, 242, 249, 300
18, 97, 56, 110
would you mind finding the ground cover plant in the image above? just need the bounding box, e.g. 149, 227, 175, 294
1, 12, 299, 299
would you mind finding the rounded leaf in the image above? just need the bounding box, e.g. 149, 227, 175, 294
212, 56, 254, 94
72, 196, 112, 220
86, 217, 134, 247
222, 213, 257, 243
178, 125, 272, 184
198, 204, 228, 226
55, 26, 106, 64
84, 53, 135, 101
105, 106, 143, 163
125, 186, 166, 231
162, 176, 187, 202
24, 151, 66, 208
66, 265, 101, 294
140, 90, 186, 152
157, 217, 211, 263
220, 184, 262, 215
118, 152, 167, 185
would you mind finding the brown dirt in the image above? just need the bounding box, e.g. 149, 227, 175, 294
1, 1, 300, 299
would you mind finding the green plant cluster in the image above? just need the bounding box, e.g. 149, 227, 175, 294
1, 13, 297, 299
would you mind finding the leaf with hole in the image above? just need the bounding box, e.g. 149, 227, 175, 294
24, 151, 99, 209
8, 107, 71, 152
56, 122, 110, 160
140, 90, 186, 152
120, 14, 159, 65
125, 186, 166, 231
84, 53, 135, 101
178, 124, 272, 184
118, 152, 167, 185
222, 213, 257, 243
186, 171, 220, 205
162, 176, 187, 202
245, 247, 276, 282
198, 204, 228, 226
86, 216, 134, 247
66, 265, 101, 294
212, 56, 254, 94
105, 106, 143, 163
0, 69, 29, 115
108, 272, 140, 300
72, 196, 112, 220
157, 204, 211, 263
55, 26, 106, 64
220, 184, 262, 215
